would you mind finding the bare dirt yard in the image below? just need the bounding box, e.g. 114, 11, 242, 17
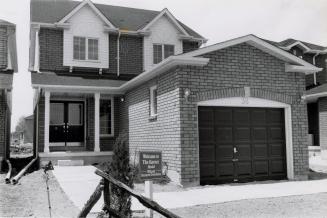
154, 193, 327, 218
0, 170, 79, 217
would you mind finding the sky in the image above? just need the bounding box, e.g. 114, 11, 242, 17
0, 0, 326, 131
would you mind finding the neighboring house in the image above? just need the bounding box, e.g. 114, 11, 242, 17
0, 19, 17, 170
267, 39, 327, 159
24, 115, 34, 144
30, 0, 321, 186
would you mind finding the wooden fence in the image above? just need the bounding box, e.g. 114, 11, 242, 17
77, 169, 181, 218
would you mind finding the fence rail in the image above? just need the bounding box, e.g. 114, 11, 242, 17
77, 169, 181, 218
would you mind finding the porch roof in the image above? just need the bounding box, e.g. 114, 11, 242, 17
304, 84, 327, 102
31, 72, 127, 89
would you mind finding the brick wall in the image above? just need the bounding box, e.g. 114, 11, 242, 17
122, 70, 182, 182
183, 41, 199, 53
125, 42, 309, 185
39, 28, 66, 72
0, 91, 6, 157
319, 97, 327, 153
0, 27, 7, 69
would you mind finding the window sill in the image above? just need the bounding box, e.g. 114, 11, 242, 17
149, 114, 158, 121
72, 59, 101, 63
100, 134, 115, 138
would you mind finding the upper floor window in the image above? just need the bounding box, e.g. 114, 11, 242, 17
153, 44, 175, 64
73, 36, 99, 61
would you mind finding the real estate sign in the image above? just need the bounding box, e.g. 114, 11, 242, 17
139, 151, 162, 179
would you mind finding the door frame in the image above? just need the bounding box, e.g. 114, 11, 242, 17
49, 98, 87, 148
197, 97, 294, 180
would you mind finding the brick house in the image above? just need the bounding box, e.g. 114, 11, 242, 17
266, 39, 327, 159
30, 0, 321, 186
0, 19, 17, 170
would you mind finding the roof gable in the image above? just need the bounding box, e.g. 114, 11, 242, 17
180, 34, 322, 74
58, 0, 115, 28
140, 8, 189, 36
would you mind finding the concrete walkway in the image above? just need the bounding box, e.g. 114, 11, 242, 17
52, 165, 327, 213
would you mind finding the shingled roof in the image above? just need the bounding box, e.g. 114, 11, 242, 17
279, 38, 326, 51
30, 0, 203, 38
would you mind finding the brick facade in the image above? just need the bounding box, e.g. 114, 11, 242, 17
0, 26, 7, 69
0, 90, 10, 170
124, 43, 309, 185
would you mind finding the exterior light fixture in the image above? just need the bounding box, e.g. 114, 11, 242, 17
184, 88, 191, 101
120, 97, 125, 102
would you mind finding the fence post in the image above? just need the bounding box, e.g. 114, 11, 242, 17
103, 178, 110, 217
145, 180, 153, 218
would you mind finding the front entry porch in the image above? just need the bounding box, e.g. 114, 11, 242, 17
35, 88, 121, 165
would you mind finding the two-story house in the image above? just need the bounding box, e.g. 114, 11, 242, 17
267, 39, 327, 159
0, 19, 17, 171
31, 0, 321, 186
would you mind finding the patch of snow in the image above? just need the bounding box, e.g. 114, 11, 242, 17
310, 155, 327, 173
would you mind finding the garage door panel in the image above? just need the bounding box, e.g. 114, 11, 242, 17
200, 146, 216, 161
253, 144, 268, 158
217, 162, 234, 177
252, 127, 267, 142
216, 127, 233, 142
237, 162, 252, 177
269, 127, 285, 141
254, 160, 269, 175
236, 144, 251, 160
215, 109, 233, 125
199, 127, 214, 142
234, 109, 250, 125
251, 109, 266, 125
234, 127, 251, 142
270, 160, 286, 174
200, 162, 216, 178
270, 143, 285, 157
199, 108, 214, 125
217, 145, 234, 159
267, 109, 284, 124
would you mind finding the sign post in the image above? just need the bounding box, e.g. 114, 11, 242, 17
139, 151, 162, 218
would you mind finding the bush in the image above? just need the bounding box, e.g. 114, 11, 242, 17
104, 132, 134, 217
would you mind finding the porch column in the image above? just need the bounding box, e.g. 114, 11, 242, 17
94, 92, 100, 152
44, 91, 50, 153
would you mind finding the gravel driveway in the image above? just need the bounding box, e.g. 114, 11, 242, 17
153, 193, 327, 218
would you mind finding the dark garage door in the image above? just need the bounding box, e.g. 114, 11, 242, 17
199, 106, 287, 185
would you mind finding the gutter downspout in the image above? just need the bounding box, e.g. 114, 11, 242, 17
313, 53, 319, 85
34, 26, 40, 73
117, 31, 121, 77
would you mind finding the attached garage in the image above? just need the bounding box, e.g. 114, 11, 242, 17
199, 103, 288, 185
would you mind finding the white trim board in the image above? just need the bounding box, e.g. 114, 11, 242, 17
197, 97, 294, 180
140, 8, 189, 36
58, 0, 116, 29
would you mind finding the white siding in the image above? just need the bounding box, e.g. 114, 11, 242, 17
143, 15, 183, 71
63, 5, 109, 69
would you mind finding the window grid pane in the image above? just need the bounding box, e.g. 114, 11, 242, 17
100, 99, 112, 135
88, 39, 99, 60
73, 37, 86, 60
164, 44, 174, 59
153, 44, 163, 64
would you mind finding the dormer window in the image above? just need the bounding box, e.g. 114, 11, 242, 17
73, 36, 99, 61
153, 44, 175, 64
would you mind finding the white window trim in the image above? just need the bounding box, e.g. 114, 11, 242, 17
153, 43, 175, 65
100, 96, 115, 137
73, 36, 99, 62
150, 85, 158, 118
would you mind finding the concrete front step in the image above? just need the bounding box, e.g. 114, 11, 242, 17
39, 151, 113, 167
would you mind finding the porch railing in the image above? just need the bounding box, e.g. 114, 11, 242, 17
77, 169, 181, 218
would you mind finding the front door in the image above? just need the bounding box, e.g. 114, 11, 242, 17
50, 101, 84, 149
